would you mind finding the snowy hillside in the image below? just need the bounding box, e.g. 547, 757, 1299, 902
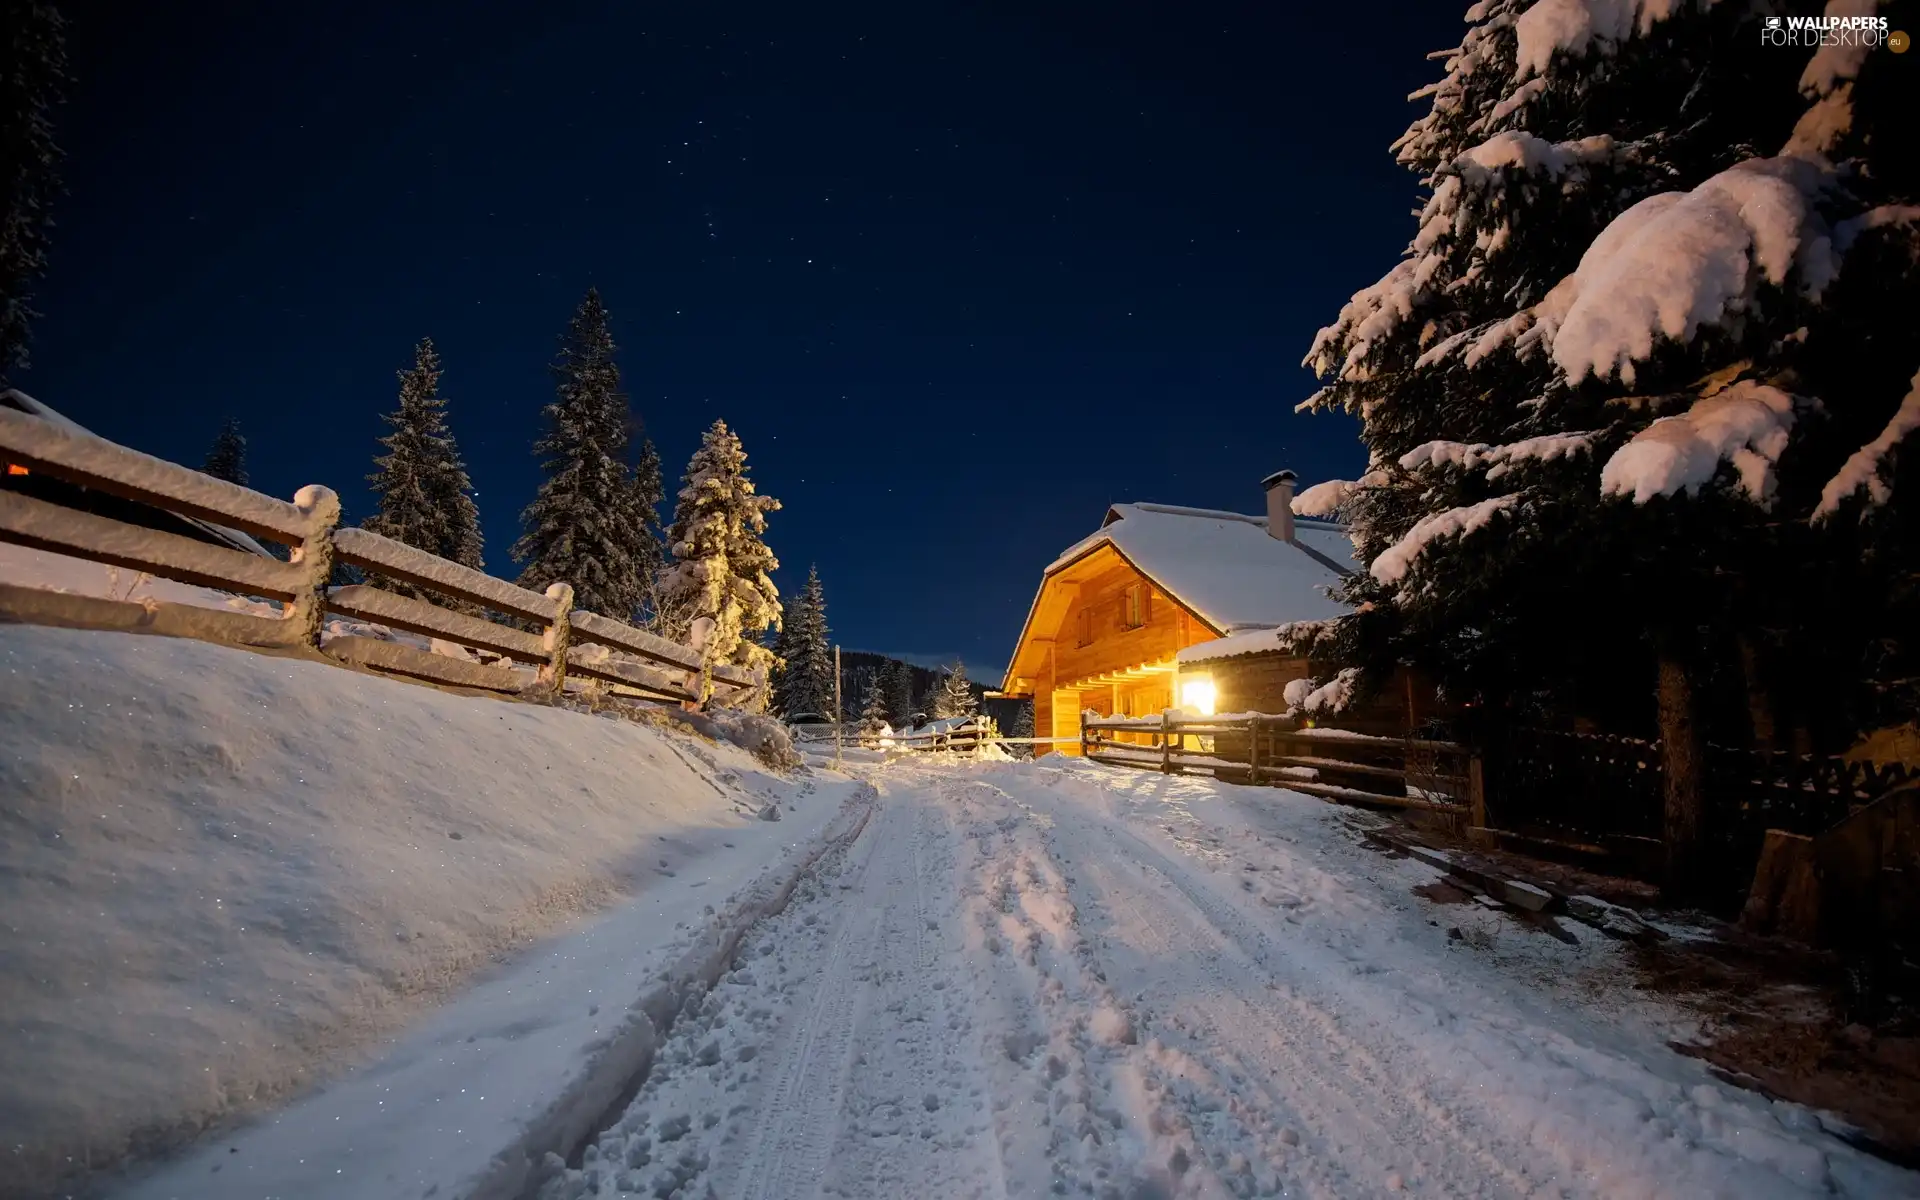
0, 623, 839, 1199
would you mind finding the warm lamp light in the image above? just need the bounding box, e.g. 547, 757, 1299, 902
1179, 677, 1216, 716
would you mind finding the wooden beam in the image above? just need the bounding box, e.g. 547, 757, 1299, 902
0, 488, 308, 600
328, 584, 546, 663
0, 406, 312, 542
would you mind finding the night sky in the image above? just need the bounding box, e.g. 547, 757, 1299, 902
26, 0, 1462, 676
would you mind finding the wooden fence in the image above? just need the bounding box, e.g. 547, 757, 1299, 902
0, 406, 759, 709
1082, 711, 1483, 821
880, 718, 1004, 757
1483, 725, 1919, 895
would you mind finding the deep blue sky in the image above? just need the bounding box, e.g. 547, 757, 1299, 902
25, 0, 1461, 675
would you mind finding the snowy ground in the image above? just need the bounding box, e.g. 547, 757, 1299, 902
7, 612, 1913, 1199
0, 623, 846, 1199
537, 755, 1914, 1200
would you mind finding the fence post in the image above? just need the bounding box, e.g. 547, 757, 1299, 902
1249, 716, 1261, 786
1162, 711, 1173, 774
285, 485, 341, 650
1468, 754, 1490, 844
540, 582, 574, 693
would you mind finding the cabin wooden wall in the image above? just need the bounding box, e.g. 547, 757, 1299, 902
1021, 554, 1217, 756
1208, 655, 1314, 715
1049, 559, 1196, 688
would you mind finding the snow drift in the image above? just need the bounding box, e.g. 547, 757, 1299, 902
0, 623, 798, 1198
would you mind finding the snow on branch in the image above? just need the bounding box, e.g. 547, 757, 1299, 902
1457, 130, 1615, 176
1283, 668, 1362, 716
1520, 157, 1838, 386
1371, 496, 1520, 585
1312, 130, 1623, 385
1799, 0, 1886, 97
1785, 1, 1888, 154
1814, 365, 1920, 521
1599, 381, 1805, 505
1304, 260, 1425, 381
1291, 479, 1356, 517
1514, 0, 1691, 81
1834, 205, 1920, 253
1399, 433, 1596, 480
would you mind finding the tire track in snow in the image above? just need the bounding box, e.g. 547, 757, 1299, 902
1068, 808, 1548, 1198
818, 794, 1009, 1200
728, 807, 894, 1200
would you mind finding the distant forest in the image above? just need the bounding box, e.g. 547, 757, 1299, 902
837, 650, 1023, 731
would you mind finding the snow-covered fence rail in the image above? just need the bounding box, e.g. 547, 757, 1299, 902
0, 406, 754, 709
882, 717, 1003, 757
1082, 710, 1483, 819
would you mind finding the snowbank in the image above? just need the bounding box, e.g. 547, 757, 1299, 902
0, 623, 805, 1199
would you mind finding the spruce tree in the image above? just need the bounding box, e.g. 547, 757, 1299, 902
0, 1, 67, 385
1296, 1, 1919, 898
772, 565, 834, 717
1010, 700, 1035, 759
515, 289, 652, 619
366, 339, 484, 600
858, 675, 891, 737
201, 418, 247, 487
633, 436, 667, 623
658, 418, 783, 677
933, 662, 976, 720
884, 659, 916, 728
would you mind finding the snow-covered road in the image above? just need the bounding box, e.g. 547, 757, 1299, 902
547, 756, 1914, 1200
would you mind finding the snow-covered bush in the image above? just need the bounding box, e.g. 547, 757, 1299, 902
688, 708, 801, 773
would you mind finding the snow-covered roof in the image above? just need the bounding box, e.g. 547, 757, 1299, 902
1048, 503, 1356, 634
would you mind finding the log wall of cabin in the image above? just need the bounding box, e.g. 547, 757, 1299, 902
1024, 557, 1215, 755
1206, 655, 1314, 715
1049, 559, 1197, 688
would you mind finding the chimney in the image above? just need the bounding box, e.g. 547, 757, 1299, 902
1261, 470, 1297, 543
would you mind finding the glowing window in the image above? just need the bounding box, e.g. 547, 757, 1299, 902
1179, 677, 1216, 716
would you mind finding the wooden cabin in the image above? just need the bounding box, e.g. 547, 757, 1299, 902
999, 471, 1360, 754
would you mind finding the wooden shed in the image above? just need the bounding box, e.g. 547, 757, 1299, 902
998, 472, 1359, 754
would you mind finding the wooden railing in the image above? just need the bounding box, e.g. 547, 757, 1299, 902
1081, 710, 1482, 820
1482, 724, 1919, 896
883, 717, 1003, 757
0, 405, 759, 708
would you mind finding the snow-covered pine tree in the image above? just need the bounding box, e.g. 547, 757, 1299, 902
632, 436, 668, 625
1009, 699, 1034, 758
515, 290, 651, 619
1296, 0, 1919, 897
858, 675, 891, 737
365, 339, 485, 602
201, 418, 247, 486
884, 659, 916, 728
933, 662, 976, 720
0, 1, 67, 385
771, 565, 834, 717
658, 419, 783, 683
